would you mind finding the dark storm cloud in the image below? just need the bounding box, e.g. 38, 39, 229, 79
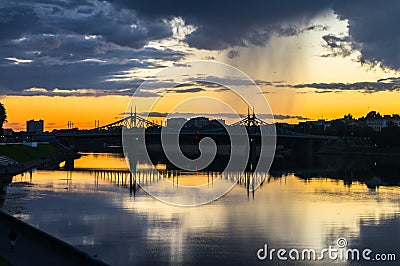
2, 0, 400, 95
28, 0, 172, 49
183, 75, 256, 87
255, 80, 285, 87
110, 0, 333, 50
143, 80, 231, 95
227, 50, 239, 59
172, 87, 204, 93
174, 81, 226, 89
0, 0, 184, 94
291, 80, 400, 93
321, 34, 353, 58
5, 34, 184, 66
139, 111, 169, 118
328, 0, 400, 70
377, 77, 400, 83
276, 24, 328, 37
256, 78, 400, 93
262, 114, 309, 120
0, 57, 164, 94
314, 90, 336, 94
111, 0, 400, 71
0, 4, 41, 42
3, 86, 166, 97
0, 1, 173, 50
138, 111, 308, 121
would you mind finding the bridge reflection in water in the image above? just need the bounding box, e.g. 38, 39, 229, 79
59, 166, 268, 199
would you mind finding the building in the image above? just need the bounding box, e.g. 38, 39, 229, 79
278, 123, 296, 129
166, 118, 187, 128
365, 119, 386, 132
185, 117, 209, 128
26, 119, 44, 134
364, 114, 400, 132
391, 114, 400, 127
3, 128, 13, 136
312, 119, 332, 130
209, 119, 226, 128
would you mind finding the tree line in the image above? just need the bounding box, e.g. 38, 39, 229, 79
286, 112, 400, 147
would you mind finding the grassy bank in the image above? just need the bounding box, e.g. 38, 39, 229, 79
0, 144, 62, 163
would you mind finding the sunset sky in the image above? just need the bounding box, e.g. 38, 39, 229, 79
1, 0, 400, 131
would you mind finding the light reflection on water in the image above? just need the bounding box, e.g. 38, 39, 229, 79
1, 153, 400, 265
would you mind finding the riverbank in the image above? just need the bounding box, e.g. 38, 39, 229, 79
0, 143, 77, 177
0, 210, 107, 265
0, 143, 100, 265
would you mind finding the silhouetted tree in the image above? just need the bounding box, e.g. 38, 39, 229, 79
0, 103, 6, 134
365, 111, 381, 119
343, 113, 353, 119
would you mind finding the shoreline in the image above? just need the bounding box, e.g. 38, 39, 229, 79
0, 210, 108, 265
0, 144, 100, 265
0, 143, 78, 178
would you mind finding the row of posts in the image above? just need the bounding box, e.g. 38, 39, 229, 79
90, 169, 268, 194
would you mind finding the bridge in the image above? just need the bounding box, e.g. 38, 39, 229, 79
54, 108, 335, 140
93, 108, 161, 131
50, 107, 338, 154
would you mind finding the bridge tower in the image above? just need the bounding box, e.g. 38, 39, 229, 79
233, 106, 263, 127
134, 106, 137, 128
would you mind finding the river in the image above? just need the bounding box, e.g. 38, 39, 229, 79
1, 153, 399, 265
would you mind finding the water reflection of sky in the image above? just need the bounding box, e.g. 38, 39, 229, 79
1, 153, 399, 265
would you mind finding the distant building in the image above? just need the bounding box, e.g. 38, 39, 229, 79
363, 114, 400, 132
335, 117, 360, 126
313, 119, 332, 130
209, 119, 226, 128
26, 119, 44, 134
3, 128, 13, 136
185, 117, 209, 128
299, 119, 331, 131
391, 114, 400, 127
278, 123, 296, 129
365, 119, 386, 132
166, 118, 187, 128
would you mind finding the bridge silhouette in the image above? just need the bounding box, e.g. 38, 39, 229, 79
56, 108, 335, 140
93, 108, 161, 131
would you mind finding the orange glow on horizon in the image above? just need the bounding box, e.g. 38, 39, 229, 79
2, 89, 400, 131
2, 95, 131, 131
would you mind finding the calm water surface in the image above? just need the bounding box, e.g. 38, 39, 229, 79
1, 153, 399, 265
